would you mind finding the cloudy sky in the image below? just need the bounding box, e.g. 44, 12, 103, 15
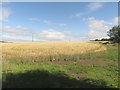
0, 2, 118, 42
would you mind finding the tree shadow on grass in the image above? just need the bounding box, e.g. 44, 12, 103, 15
2, 70, 111, 88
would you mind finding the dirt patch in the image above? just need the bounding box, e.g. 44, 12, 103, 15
52, 60, 76, 65
78, 59, 109, 66
52, 59, 109, 66
75, 73, 85, 79
66, 70, 85, 79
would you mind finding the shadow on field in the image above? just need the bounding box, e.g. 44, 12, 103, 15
2, 70, 111, 88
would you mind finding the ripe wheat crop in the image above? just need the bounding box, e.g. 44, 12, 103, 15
2, 42, 106, 64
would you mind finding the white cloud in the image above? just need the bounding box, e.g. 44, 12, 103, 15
16, 25, 32, 30
86, 30, 107, 39
59, 24, 67, 26
70, 12, 84, 18
27, 18, 40, 22
87, 2, 103, 12
70, 2, 103, 18
2, 25, 32, 42
2, 26, 17, 33
2, 25, 32, 41
0, 7, 11, 20
28, 18, 52, 24
86, 17, 112, 39
43, 20, 52, 24
113, 16, 120, 25
87, 17, 111, 31
3, 27, 81, 42
36, 29, 65, 41
2, 25, 32, 33
2, 34, 32, 42
35, 29, 81, 41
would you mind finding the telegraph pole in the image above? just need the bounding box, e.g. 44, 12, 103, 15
32, 33, 34, 42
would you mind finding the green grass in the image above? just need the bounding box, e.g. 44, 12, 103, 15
92, 44, 118, 60
2, 44, 119, 88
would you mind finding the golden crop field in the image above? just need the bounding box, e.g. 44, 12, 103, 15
2, 42, 106, 63
2, 42, 119, 88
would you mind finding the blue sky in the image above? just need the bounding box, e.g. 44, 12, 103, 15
1, 2, 118, 42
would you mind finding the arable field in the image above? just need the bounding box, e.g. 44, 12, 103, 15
1, 42, 118, 88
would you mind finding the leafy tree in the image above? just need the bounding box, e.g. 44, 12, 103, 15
107, 25, 120, 43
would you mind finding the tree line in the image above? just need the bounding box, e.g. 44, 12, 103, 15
94, 25, 120, 43
107, 25, 120, 43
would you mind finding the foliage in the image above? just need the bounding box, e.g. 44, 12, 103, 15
107, 26, 120, 43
